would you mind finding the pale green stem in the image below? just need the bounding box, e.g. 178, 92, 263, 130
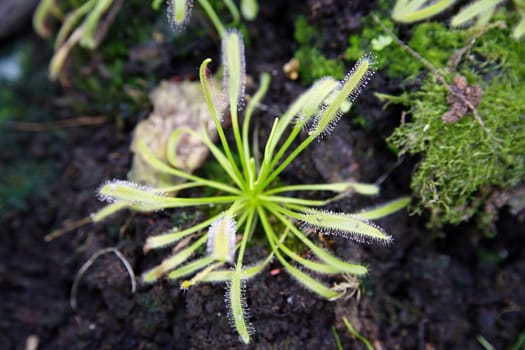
235, 207, 256, 267
155, 195, 240, 208
266, 226, 342, 274
136, 139, 241, 194
259, 133, 316, 190
167, 255, 216, 280
199, 59, 245, 189
230, 106, 251, 189
263, 181, 377, 195
265, 202, 368, 275
55, 0, 97, 49
196, 0, 225, 37
258, 195, 328, 207
144, 200, 246, 251
34, 0, 58, 38
80, 0, 114, 49
242, 73, 271, 174
257, 205, 342, 298
223, 0, 240, 24
159, 182, 206, 193
176, 125, 245, 190
258, 123, 304, 185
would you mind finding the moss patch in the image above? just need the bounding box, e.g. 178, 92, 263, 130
293, 16, 345, 85
386, 23, 525, 229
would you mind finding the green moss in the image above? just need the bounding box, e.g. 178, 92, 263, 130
293, 16, 345, 85
344, 17, 403, 74
294, 47, 345, 85
387, 25, 525, 229
346, 18, 469, 79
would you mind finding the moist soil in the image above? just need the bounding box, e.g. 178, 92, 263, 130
1, 0, 524, 349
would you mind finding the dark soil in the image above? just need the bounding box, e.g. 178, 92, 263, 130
1, 1, 524, 349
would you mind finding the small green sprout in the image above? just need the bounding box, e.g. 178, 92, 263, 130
342, 317, 375, 350
92, 30, 408, 343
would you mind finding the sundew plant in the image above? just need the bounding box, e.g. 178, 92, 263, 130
92, 30, 409, 343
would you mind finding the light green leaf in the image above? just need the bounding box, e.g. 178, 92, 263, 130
299, 209, 392, 244
142, 234, 207, 283
227, 271, 252, 344
222, 30, 246, 110
354, 197, 410, 220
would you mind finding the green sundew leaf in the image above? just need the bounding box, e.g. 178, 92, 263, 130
281, 256, 341, 299
393, 0, 456, 23
299, 209, 392, 244
296, 77, 340, 127
98, 180, 233, 210
343, 317, 374, 350
243, 73, 271, 165
202, 254, 274, 282
55, 0, 97, 50
199, 59, 222, 129
299, 235, 368, 275
270, 208, 368, 275
196, 125, 245, 189
450, 0, 503, 27
166, 255, 215, 280
33, 0, 56, 38
311, 54, 374, 137
265, 76, 340, 158
266, 181, 379, 195
347, 182, 380, 195
166, 128, 187, 169
98, 180, 168, 211
144, 213, 221, 252
167, 0, 193, 30
141, 235, 207, 283
353, 197, 410, 220
135, 139, 240, 194
223, 0, 241, 24
509, 329, 525, 350
271, 207, 370, 275
222, 30, 246, 111
474, 5, 496, 27
513, 16, 525, 39
198, 58, 245, 186
227, 271, 252, 344
476, 336, 496, 350
158, 182, 204, 193
90, 202, 128, 222
201, 269, 232, 281
240, 0, 258, 20
274, 239, 343, 274
79, 0, 113, 49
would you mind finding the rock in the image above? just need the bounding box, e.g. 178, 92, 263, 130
128, 80, 220, 187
